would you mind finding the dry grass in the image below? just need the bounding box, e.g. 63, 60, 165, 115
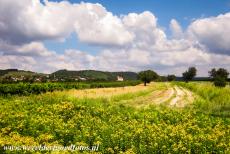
67, 83, 150, 99
61, 82, 194, 109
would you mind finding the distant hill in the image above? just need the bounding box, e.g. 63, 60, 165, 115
112, 72, 138, 80
0, 69, 20, 76
0, 69, 47, 81
52, 69, 138, 81
0, 69, 42, 77
1, 69, 229, 82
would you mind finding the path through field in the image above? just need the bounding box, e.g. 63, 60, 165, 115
168, 86, 194, 108
69, 82, 194, 108
119, 83, 194, 108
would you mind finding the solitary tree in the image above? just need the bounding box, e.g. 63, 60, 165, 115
167, 74, 176, 81
138, 70, 158, 86
209, 68, 229, 80
182, 67, 197, 82
209, 68, 229, 87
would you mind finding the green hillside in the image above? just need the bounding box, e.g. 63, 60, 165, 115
112, 72, 138, 80
0, 69, 44, 77
52, 69, 138, 81
0, 69, 138, 82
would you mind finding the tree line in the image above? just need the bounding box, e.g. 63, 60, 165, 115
138, 67, 229, 87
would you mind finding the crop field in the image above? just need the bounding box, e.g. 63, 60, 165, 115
0, 82, 229, 153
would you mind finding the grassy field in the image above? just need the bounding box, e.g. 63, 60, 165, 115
175, 82, 230, 117
0, 82, 229, 153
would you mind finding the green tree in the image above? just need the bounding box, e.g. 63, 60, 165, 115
209, 68, 229, 87
182, 67, 197, 82
209, 68, 229, 80
138, 70, 158, 86
167, 75, 176, 81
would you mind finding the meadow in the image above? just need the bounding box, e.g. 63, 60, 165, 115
0, 82, 229, 153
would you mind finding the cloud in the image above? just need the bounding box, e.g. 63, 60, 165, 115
123, 11, 166, 49
0, 0, 133, 46
0, 55, 36, 71
0, 0, 229, 76
0, 0, 75, 44
188, 12, 230, 55
170, 19, 184, 39
73, 3, 134, 46
0, 41, 54, 57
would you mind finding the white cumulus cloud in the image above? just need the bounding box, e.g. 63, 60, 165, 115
188, 12, 230, 55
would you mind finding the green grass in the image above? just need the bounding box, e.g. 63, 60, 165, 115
0, 82, 229, 153
175, 82, 230, 117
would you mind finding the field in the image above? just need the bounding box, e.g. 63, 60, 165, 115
0, 82, 229, 153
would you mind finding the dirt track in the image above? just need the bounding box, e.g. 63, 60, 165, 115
169, 86, 194, 107
69, 82, 194, 108
122, 83, 194, 108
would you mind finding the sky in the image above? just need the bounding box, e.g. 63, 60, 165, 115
0, 0, 230, 76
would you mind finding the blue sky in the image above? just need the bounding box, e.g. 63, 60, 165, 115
46, 0, 230, 55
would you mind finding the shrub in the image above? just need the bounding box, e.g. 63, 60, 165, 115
214, 76, 227, 87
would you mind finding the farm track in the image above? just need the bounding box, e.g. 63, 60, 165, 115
121, 84, 194, 108
68, 82, 194, 108
169, 86, 193, 108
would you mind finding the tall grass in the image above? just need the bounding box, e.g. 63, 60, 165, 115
175, 82, 230, 117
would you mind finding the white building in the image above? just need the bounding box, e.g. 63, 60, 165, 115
117, 76, 124, 81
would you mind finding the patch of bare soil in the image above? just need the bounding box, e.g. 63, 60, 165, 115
169, 86, 193, 108
127, 85, 194, 108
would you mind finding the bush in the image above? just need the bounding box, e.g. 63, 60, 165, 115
167, 75, 176, 81
214, 77, 227, 87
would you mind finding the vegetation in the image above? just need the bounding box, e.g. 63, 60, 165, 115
0, 69, 38, 76
0, 68, 229, 153
0, 69, 47, 83
182, 67, 197, 82
214, 76, 227, 87
167, 74, 176, 81
0, 69, 139, 83
0, 82, 229, 153
209, 68, 229, 80
138, 70, 159, 86
209, 68, 229, 87
52, 70, 138, 81
175, 82, 230, 117
0, 81, 141, 96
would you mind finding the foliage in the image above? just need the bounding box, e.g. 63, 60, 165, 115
0, 82, 229, 153
182, 67, 197, 82
214, 76, 227, 87
0, 69, 35, 76
209, 68, 229, 87
138, 70, 159, 86
0, 81, 141, 96
209, 68, 229, 80
0, 69, 139, 83
52, 70, 138, 81
167, 75, 176, 81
